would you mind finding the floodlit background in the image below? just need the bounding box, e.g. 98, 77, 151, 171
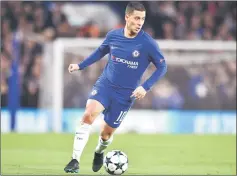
1, 1, 236, 175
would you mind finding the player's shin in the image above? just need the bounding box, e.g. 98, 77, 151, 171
95, 135, 113, 154
72, 122, 91, 161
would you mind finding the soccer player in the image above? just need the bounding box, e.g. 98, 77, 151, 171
64, 2, 167, 173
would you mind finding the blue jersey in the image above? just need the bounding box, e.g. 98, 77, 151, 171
79, 28, 167, 91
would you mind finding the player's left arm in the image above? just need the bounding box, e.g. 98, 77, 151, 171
142, 39, 167, 91
132, 39, 167, 100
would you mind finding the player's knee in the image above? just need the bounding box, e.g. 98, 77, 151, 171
82, 111, 94, 124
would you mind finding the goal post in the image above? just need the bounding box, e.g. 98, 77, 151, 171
41, 38, 236, 133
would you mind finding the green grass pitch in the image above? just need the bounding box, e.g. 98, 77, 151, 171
1, 133, 236, 175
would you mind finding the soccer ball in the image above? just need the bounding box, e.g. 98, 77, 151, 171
103, 150, 128, 175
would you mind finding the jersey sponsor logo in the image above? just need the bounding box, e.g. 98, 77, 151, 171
115, 58, 138, 66
132, 50, 140, 58
112, 55, 139, 69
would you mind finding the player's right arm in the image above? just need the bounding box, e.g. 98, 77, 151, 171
68, 32, 111, 73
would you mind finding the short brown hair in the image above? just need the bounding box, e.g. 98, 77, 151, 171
125, 2, 146, 14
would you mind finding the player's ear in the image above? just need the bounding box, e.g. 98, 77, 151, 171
125, 14, 129, 21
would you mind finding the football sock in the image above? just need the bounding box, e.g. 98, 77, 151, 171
72, 122, 91, 162
95, 135, 113, 154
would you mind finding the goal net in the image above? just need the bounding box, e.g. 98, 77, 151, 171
41, 38, 236, 132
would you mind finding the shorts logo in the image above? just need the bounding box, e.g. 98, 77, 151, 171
132, 50, 140, 58
91, 90, 97, 95
160, 58, 165, 63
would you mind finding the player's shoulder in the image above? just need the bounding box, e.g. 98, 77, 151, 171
106, 28, 123, 37
142, 31, 157, 46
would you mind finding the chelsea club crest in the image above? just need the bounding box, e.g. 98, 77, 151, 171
132, 50, 140, 58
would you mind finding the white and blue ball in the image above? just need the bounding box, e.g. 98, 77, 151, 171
103, 150, 128, 175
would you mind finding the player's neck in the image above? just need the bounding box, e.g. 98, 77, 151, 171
124, 26, 137, 38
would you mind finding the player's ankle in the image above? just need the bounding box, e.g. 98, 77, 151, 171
72, 157, 79, 162
95, 151, 104, 154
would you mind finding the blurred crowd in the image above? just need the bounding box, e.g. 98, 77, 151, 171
1, 1, 236, 110
144, 1, 236, 40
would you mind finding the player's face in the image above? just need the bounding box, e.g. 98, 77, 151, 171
125, 10, 146, 35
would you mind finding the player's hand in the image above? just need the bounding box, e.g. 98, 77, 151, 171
131, 86, 147, 100
68, 64, 80, 73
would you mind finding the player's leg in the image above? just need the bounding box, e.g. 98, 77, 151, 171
92, 101, 132, 172
72, 99, 105, 160
96, 120, 116, 153
92, 121, 116, 172
64, 82, 111, 173
64, 99, 105, 173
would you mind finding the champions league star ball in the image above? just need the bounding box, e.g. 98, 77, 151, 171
103, 150, 128, 175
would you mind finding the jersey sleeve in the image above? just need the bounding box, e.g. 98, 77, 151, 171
141, 39, 167, 91
148, 39, 166, 67
78, 33, 110, 70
